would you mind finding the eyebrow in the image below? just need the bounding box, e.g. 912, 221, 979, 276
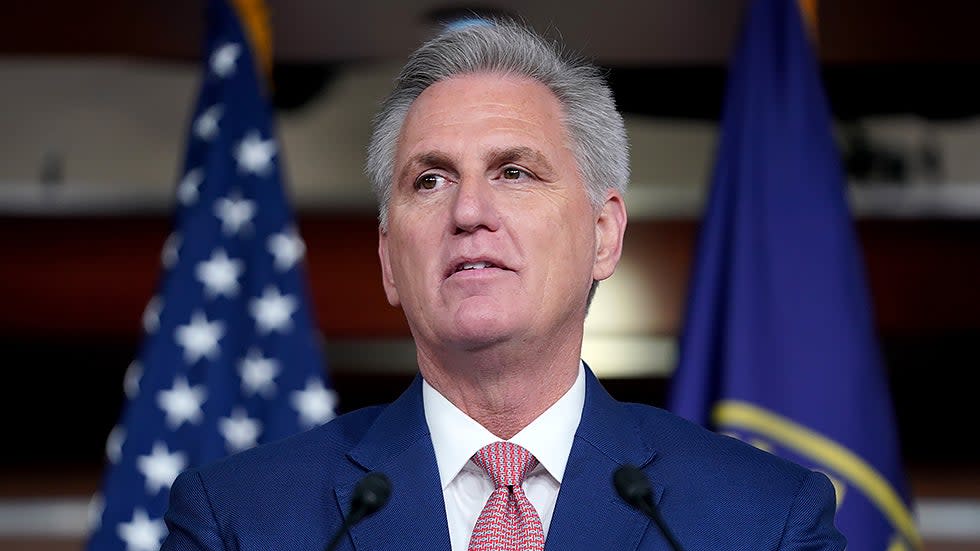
397, 151, 455, 185
482, 146, 557, 177
398, 146, 558, 184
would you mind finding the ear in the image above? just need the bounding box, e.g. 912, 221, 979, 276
592, 190, 627, 282
378, 226, 401, 307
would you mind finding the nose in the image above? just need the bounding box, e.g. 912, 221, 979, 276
450, 177, 500, 234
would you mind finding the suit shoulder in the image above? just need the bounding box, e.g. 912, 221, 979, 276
191, 404, 385, 486
616, 403, 843, 548
165, 405, 391, 544
623, 402, 816, 488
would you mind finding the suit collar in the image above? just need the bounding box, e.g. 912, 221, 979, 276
335, 376, 451, 551
544, 365, 663, 551
346, 375, 430, 472
423, 361, 587, 489
574, 365, 659, 469
334, 366, 667, 551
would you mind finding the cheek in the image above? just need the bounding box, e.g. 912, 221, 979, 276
550, 205, 597, 249
531, 218, 596, 278
390, 231, 437, 286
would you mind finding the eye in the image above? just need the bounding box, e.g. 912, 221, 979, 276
502, 166, 530, 180
415, 173, 448, 191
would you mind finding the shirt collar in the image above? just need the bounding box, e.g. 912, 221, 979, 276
423, 361, 586, 489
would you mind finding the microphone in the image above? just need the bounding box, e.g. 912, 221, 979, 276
325, 471, 392, 551
613, 465, 685, 551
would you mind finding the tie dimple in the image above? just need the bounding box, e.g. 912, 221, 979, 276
467, 441, 546, 551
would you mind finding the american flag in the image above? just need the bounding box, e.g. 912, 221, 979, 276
86, 2, 337, 550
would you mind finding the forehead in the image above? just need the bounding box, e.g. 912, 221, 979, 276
395, 72, 571, 162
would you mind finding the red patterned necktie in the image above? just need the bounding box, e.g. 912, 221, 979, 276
467, 441, 546, 551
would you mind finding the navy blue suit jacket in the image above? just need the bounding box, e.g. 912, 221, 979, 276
163, 368, 845, 550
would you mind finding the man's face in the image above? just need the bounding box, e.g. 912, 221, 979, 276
379, 73, 625, 353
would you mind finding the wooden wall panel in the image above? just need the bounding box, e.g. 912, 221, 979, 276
0, 215, 411, 338
861, 220, 980, 333
301, 216, 409, 337
1, 213, 979, 469
2, 215, 979, 339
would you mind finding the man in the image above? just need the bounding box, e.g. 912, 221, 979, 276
163, 20, 845, 550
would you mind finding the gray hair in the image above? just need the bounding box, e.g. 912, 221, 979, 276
365, 19, 630, 228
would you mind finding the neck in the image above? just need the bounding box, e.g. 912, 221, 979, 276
417, 334, 581, 439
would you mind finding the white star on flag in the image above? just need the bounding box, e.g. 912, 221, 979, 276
157, 376, 207, 429
234, 130, 277, 175
219, 408, 262, 452
142, 296, 162, 334
268, 228, 306, 271
291, 378, 338, 429
124, 361, 142, 399
106, 425, 125, 464
136, 442, 187, 495
239, 348, 280, 397
214, 193, 256, 236
116, 508, 166, 551
161, 232, 181, 269
174, 310, 225, 364
210, 42, 241, 78
193, 104, 223, 141
196, 248, 245, 298
177, 169, 203, 206
249, 286, 298, 334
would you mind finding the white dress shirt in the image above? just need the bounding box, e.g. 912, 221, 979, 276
422, 362, 586, 551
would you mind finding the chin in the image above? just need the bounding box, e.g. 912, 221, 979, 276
448, 308, 518, 351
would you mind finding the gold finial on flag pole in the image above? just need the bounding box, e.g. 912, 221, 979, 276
231, 0, 274, 88
798, 0, 819, 43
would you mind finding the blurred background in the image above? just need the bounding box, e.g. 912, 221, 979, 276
1, 1, 979, 549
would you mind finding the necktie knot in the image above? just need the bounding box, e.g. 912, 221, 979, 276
471, 441, 538, 488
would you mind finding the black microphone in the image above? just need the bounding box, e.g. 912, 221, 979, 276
613, 465, 685, 551
325, 471, 392, 551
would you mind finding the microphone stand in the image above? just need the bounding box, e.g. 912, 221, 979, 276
614, 465, 685, 551
325, 472, 391, 551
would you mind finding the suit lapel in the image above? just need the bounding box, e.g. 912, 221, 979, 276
334, 376, 451, 551
545, 368, 667, 551
331, 368, 673, 550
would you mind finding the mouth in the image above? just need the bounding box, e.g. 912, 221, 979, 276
445, 258, 513, 279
